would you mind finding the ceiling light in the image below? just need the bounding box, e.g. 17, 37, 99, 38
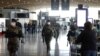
19, 0, 21, 2
2, 1, 4, 4
27, 2, 30, 4
84, 0, 87, 2
7, 2, 9, 4
24, 1, 26, 3
36, 0, 38, 2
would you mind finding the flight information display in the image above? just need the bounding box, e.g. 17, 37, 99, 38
77, 10, 87, 27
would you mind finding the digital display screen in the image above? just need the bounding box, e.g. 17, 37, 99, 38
77, 10, 87, 27
0, 14, 3, 17
16, 13, 29, 18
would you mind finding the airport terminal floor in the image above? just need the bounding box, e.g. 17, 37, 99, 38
0, 29, 70, 56
1, 0, 100, 56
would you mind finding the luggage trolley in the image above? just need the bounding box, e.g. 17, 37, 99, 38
70, 43, 81, 56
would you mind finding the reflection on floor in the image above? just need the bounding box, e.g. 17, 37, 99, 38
50, 30, 70, 56
0, 30, 70, 56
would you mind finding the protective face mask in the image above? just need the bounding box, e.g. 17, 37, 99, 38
11, 22, 16, 26
47, 22, 51, 25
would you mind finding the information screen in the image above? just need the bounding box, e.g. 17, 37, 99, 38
16, 13, 29, 18
77, 10, 87, 27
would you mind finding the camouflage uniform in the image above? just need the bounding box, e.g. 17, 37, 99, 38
5, 26, 23, 56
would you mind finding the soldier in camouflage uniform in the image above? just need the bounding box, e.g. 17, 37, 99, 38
42, 22, 53, 53
5, 19, 23, 56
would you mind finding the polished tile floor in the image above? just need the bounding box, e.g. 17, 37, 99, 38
0, 30, 70, 56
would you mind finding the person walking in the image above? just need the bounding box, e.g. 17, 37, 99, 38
42, 22, 53, 53
5, 19, 23, 56
67, 24, 77, 56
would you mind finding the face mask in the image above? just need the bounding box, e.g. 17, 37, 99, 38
47, 22, 51, 25
11, 22, 16, 26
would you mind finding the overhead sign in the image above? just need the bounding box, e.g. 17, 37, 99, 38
61, 0, 70, 10
51, 0, 59, 10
